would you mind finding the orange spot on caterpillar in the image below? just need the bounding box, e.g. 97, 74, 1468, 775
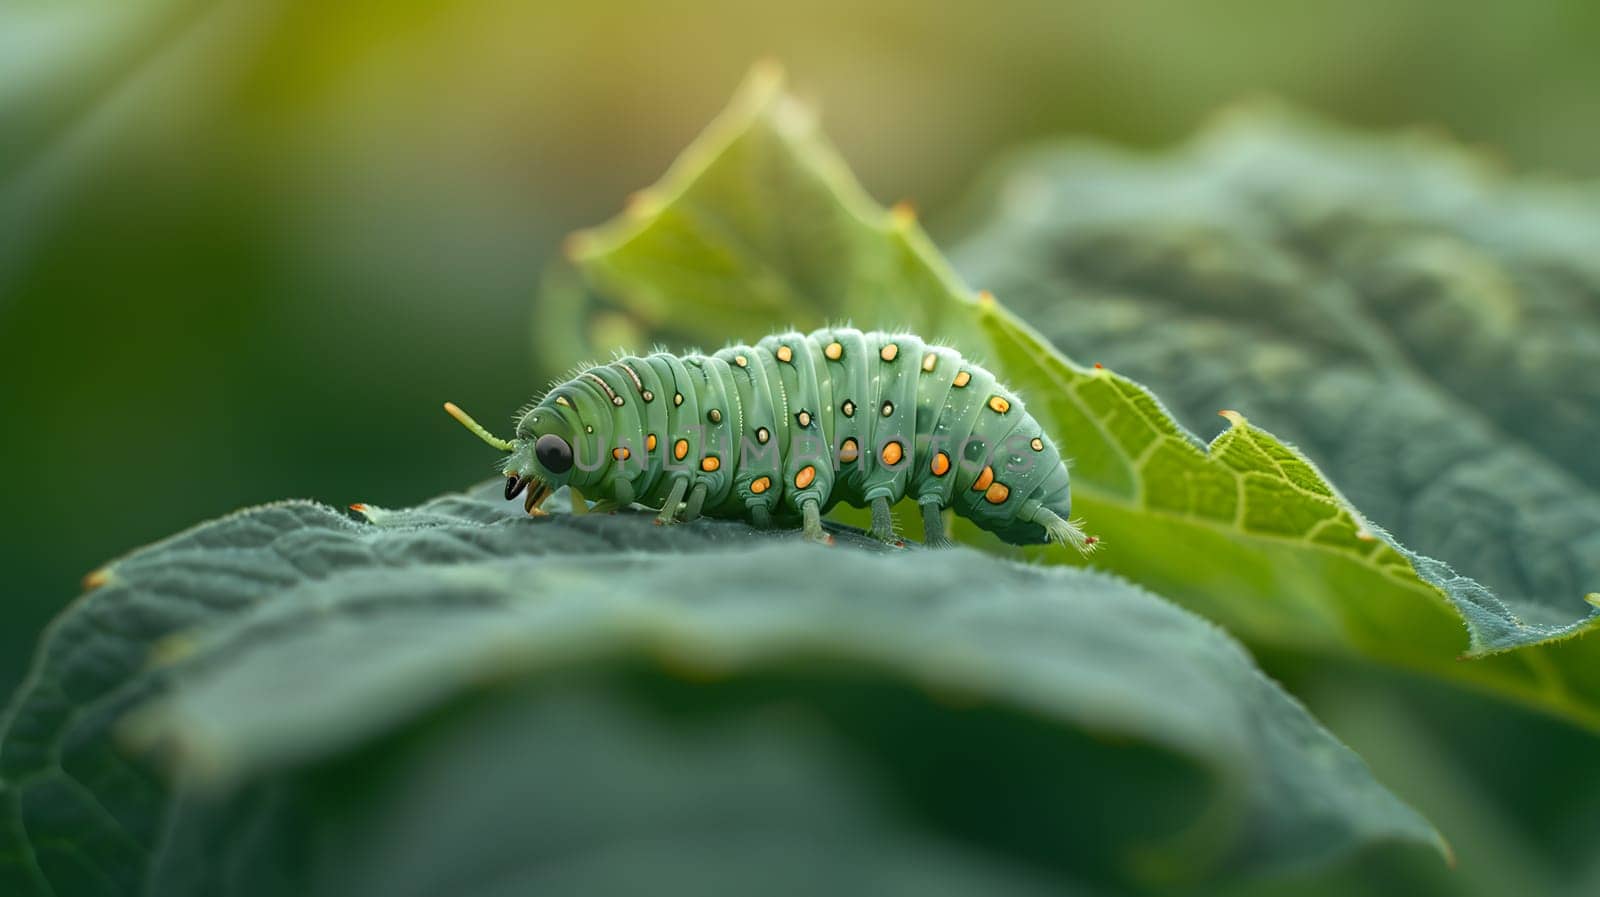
1093, 362, 1104, 370
973, 466, 995, 491
82, 568, 110, 591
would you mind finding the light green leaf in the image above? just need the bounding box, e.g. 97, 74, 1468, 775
1, 482, 1441, 896
562, 69, 1600, 728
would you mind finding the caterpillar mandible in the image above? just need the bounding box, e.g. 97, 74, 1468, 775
444, 327, 1098, 552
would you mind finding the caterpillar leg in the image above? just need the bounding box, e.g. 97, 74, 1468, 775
800, 498, 833, 546
919, 499, 956, 549
655, 478, 689, 526
590, 477, 630, 514
609, 480, 636, 509
868, 496, 901, 545
683, 483, 708, 522
749, 505, 772, 528
1034, 507, 1100, 555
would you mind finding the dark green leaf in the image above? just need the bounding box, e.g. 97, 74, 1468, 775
0, 483, 1441, 895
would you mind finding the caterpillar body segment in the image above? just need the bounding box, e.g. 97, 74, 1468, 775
449, 327, 1096, 552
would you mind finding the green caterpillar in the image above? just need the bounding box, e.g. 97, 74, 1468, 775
445, 327, 1097, 551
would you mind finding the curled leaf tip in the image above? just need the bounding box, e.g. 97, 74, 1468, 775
150, 632, 201, 666
653, 642, 728, 683
1441, 838, 1458, 870
561, 230, 594, 261
748, 56, 787, 87
1218, 409, 1247, 427
625, 190, 662, 218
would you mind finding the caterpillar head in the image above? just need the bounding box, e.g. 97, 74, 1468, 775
443, 401, 573, 514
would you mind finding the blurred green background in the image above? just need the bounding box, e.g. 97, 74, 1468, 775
5, 0, 1600, 701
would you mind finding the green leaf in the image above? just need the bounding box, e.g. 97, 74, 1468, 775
1, 483, 1442, 895
950, 109, 1600, 696
562, 69, 1600, 729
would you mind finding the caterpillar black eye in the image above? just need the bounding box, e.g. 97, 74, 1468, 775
535, 434, 574, 474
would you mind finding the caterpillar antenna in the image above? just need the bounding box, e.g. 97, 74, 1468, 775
443, 402, 514, 452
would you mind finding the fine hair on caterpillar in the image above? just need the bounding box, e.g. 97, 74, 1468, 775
445, 327, 1099, 553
